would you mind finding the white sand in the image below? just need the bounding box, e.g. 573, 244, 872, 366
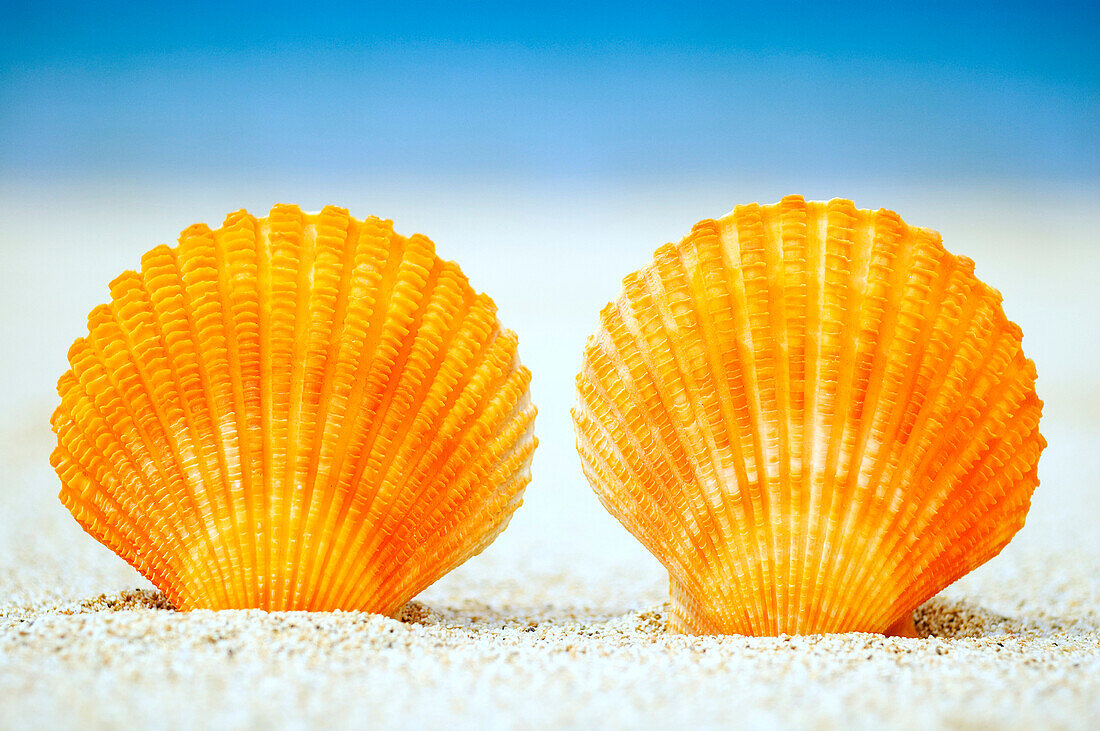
3, 398, 1100, 730
2, 182, 1099, 728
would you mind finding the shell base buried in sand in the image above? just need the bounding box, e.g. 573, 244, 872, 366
885, 614, 919, 638
51, 204, 537, 613
575, 195, 1043, 637
668, 572, 919, 637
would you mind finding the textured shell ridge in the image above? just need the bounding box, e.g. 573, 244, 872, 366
573, 195, 1043, 636
52, 205, 537, 613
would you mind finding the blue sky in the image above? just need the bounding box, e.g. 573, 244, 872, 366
2, 1, 1097, 181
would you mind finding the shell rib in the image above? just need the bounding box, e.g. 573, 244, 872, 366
52, 204, 537, 613
573, 195, 1044, 636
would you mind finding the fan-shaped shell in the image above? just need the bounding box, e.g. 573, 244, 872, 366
51, 204, 537, 613
573, 195, 1044, 636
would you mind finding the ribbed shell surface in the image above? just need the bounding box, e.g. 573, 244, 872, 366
52, 205, 537, 613
573, 196, 1044, 636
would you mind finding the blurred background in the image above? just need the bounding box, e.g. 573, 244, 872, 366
1, 1, 1097, 605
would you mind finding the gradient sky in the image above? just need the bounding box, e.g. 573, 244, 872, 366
2, 1, 1097, 182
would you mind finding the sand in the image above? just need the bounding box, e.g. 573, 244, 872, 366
2, 424, 1099, 729
2, 183, 1100, 729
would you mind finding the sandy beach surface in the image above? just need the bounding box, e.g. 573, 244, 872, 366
1, 181, 1099, 729
2, 457, 1098, 729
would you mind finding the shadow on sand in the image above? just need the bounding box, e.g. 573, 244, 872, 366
41, 587, 1095, 643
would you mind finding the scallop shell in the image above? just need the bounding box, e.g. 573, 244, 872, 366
573, 195, 1044, 636
51, 204, 537, 613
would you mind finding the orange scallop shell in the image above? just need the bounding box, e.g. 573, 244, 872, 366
51, 204, 537, 613
573, 195, 1044, 636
